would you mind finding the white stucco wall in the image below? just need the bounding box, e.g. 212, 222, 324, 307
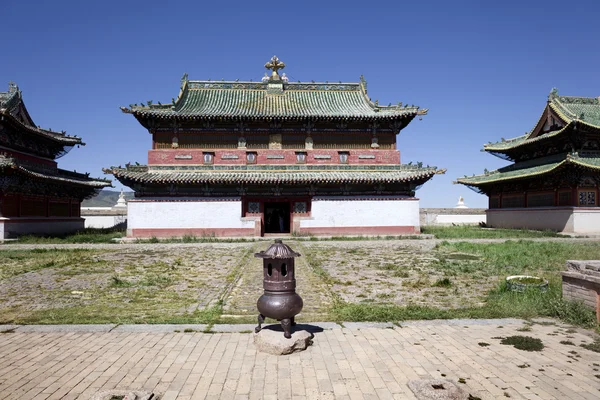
299, 196, 419, 228
486, 207, 600, 233
128, 198, 255, 230
487, 208, 574, 232
84, 215, 127, 229
572, 209, 600, 233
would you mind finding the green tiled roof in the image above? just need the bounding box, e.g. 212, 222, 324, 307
121, 79, 426, 121
105, 164, 443, 185
455, 152, 600, 187
484, 90, 600, 153
0, 154, 111, 188
0, 83, 84, 146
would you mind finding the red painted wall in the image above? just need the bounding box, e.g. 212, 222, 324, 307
148, 149, 401, 165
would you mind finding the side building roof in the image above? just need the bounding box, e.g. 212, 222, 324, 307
483, 89, 600, 157
455, 152, 600, 193
0, 153, 111, 195
0, 82, 84, 147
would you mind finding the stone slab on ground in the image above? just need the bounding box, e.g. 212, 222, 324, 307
15, 324, 115, 333
400, 318, 523, 326
88, 389, 157, 400
0, 325, 19, 332
343, 321, 396, 329
112, 324, 207, 333
254, 328, 313, 355
408, 379, 468, 400
211, 323, 257, 333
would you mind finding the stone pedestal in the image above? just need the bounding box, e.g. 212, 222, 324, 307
562, 260, 600, 323
254, 328, 313, 355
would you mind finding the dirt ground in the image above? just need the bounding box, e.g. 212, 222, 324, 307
0, 240, 556, 323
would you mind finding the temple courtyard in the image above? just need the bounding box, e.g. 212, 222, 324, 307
0, 237, 599, 399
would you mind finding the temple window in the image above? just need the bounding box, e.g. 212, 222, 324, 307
295, 152, 306, 164
502, 195, 525, 208
558, 191, 572, 206
248, 201, 260, 213
578, 191, 596, 206
203, 152, 214, 164
527, 192, 554, 207
293, 202, 307, 213
246, 152, 257, 164
339, 151, 349, 164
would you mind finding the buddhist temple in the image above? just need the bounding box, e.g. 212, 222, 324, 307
456, 89, 600, 233
0, 82, 111, 238
106, 57, 443, 238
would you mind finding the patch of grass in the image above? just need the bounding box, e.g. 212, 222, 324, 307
436, 240, 600, 275
517, 363, 530, 368
16, 227, 125, 244
432, 278, 452, 288
422, 226, 562, 239
332, 279, 597, 328
500, 336, 544, 352
110, 275, 132, 288
0, 248, 103, 279
458, 378, 466, 384
560, 340, 576, 346
580, 340, 600, 353
517, 326, 532, 332
478, 342, 490, 347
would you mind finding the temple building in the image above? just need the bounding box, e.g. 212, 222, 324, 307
0, 82, 111, 238
456, 89, 600, 233
106, 57, 443, 238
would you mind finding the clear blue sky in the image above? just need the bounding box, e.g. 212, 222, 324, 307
2, 0, 599, 208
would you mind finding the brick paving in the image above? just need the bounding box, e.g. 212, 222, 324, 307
0, 319, 599, 399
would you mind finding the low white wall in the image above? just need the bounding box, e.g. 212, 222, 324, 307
84, 215, 126, 229
486, 207, 600, 233
572, 209, 600, 233
128, 198, 255, 230
300, 196, 419, 228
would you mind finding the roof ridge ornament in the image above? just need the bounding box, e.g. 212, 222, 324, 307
549, 87, 558, 101
8, 81, 18, 93
265, 56, 285, 81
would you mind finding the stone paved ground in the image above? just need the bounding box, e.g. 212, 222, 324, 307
0, 318, 599, 400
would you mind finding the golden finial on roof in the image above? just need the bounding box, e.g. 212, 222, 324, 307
265, 56, 285, 81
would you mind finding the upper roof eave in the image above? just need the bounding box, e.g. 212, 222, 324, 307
120, 75, 425, 121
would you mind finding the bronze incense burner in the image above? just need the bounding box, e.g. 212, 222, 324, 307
254, 240, 303, 338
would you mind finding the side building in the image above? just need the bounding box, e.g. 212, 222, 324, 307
106, 57, 444, 238
0, 82, 112, 238
456, 89, 600, 233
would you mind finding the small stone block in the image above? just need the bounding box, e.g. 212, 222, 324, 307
408, 379, 468, 400
254, 328, 313, 355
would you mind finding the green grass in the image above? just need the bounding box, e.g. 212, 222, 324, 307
422, 226, 563, 239
436, 240, 600, 275
14, 227, 125, 244
500, 335, 544, 351
332, 280, 597, 328
12, 298, 224, 325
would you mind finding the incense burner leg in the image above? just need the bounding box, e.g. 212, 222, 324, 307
281, 318, 292, 339
255, 314, 265, 333
291, 316, 296, 326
